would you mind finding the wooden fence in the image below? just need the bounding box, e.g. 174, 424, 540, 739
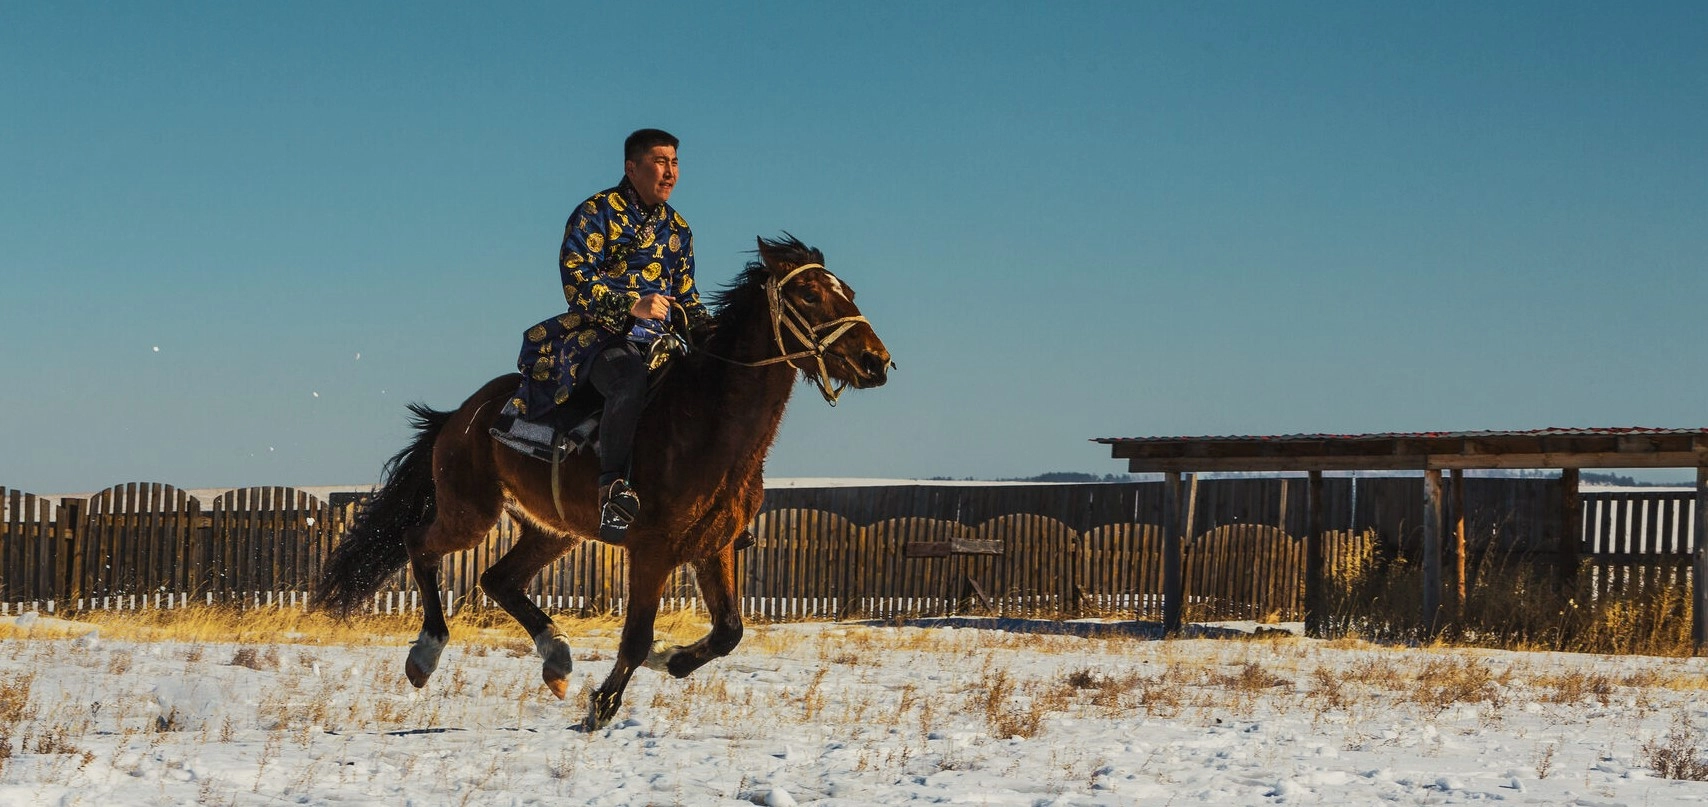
1, 478, 1697, 621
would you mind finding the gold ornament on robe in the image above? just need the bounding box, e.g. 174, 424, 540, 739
608, 192, 626, 212
531, 357, 552, 381
607, 220, 622, 242
673, 212, 686, 227
586, 232, 604, 254
676, 275, 694, 295
638, 229, 656, 249
526, 324, 548, 343
642, 262, 663, 282
556, 313, 582, 330
563, 252, 585, 270
667, 233, 680, 253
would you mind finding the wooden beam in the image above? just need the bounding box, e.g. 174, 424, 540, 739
1124, 451, 1704, 474
903, 538, 1003, 558
1694, 465, 1708, 654
1161, 471, 1184, 636
1422, 469, 1444, 636
1128, 456, 1429, 473
1304, 470, 1326, 638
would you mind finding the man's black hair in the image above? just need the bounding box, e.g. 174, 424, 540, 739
624, 129, 679, 163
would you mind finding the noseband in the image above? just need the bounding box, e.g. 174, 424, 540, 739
694, 263, 872, 405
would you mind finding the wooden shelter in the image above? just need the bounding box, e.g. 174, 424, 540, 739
1095, 428, 1708, 646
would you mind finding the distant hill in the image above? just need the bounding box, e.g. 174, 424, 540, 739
928, 472, 1139, 484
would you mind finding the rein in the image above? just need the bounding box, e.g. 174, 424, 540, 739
686, 263, 871, 406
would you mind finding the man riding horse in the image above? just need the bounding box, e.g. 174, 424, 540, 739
504, 128, 711, 539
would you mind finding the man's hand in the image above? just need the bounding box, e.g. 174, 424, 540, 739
630, 293, 673, 320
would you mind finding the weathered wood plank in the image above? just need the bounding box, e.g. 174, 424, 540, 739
1422, 470, 1443, 635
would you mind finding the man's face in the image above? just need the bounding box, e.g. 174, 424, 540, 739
624, 145, 678, 207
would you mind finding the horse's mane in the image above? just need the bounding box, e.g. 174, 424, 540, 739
706, 234, 825, 320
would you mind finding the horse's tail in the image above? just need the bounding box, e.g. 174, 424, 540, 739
314, 403, 450, 615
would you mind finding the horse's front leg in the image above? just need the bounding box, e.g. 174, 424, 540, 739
585, 557, 671, 730
644, 541, 743, 678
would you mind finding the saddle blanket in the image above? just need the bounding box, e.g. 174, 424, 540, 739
490, 399, 599, 462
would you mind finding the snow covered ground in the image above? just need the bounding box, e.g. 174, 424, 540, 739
4, 612, 1708, 805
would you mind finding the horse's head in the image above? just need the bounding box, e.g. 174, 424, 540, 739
755, 235, 891, 400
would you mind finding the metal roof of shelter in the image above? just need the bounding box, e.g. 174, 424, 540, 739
1095, 427, 1708, 473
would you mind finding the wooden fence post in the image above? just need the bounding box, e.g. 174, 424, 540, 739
1304, 470, 1326, 637
1693, 464, 1707, 654
1559, 469, 1581, 589
1451, 469, 1466, 612
1422, 469, 1444, 636
1161, 471, 1184, 636
58, 498, 85, 605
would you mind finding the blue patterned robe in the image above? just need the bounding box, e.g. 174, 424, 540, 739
511, 177, 709, 419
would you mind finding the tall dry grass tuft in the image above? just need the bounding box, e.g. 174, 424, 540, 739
1409, 655, 1506, 716
1643, 711, 1708, 781
0, 671, 34, 773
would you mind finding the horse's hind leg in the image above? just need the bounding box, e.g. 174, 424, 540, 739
645, 542, 743, 678
479, 518, 579, 699
404, 497, 500, 688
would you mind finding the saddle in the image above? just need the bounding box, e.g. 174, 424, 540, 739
489, 333, 688, 462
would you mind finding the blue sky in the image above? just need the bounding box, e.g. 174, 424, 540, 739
3, 2, 1705, 492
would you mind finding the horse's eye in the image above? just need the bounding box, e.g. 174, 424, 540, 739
801, 292, 820, 305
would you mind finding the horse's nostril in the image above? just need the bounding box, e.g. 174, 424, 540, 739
861, 352, 887, 377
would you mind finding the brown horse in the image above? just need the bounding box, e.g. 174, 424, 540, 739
315, 236, 891, 729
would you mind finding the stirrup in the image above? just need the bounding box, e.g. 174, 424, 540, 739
599, 479, 640, 540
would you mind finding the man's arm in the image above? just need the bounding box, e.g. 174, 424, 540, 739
559, 196, 640, 333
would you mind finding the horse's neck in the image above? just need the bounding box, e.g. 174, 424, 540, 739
677, 309, 798, 476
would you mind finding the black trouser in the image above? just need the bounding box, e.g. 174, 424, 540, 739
586, 340, 648, 485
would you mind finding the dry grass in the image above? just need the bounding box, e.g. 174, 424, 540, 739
1643, 711, 1708, 781
0, 604, 720, 652
1324, 545, 1696, 658
0, 603, 1704, 801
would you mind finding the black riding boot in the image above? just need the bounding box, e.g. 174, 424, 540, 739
588, 341, 648, 538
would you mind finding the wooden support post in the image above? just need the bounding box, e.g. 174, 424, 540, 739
1422, 469, 1444, 636
1304, 470, 1326, 637
1693, 464, 1708, 653
1451, 469, 1466, 611
1162, 471, 1184, 636
58, 498, 84, 605
1558, 469, 1582, 588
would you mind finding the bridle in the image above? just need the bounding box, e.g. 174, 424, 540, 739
689, 262, 874, 406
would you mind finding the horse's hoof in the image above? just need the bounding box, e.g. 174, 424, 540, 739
584, 692, 619, 730
405, 632, 446, 688
543, 671, 569, 700
534, 631, 574, 699
405, 659, 431, 689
